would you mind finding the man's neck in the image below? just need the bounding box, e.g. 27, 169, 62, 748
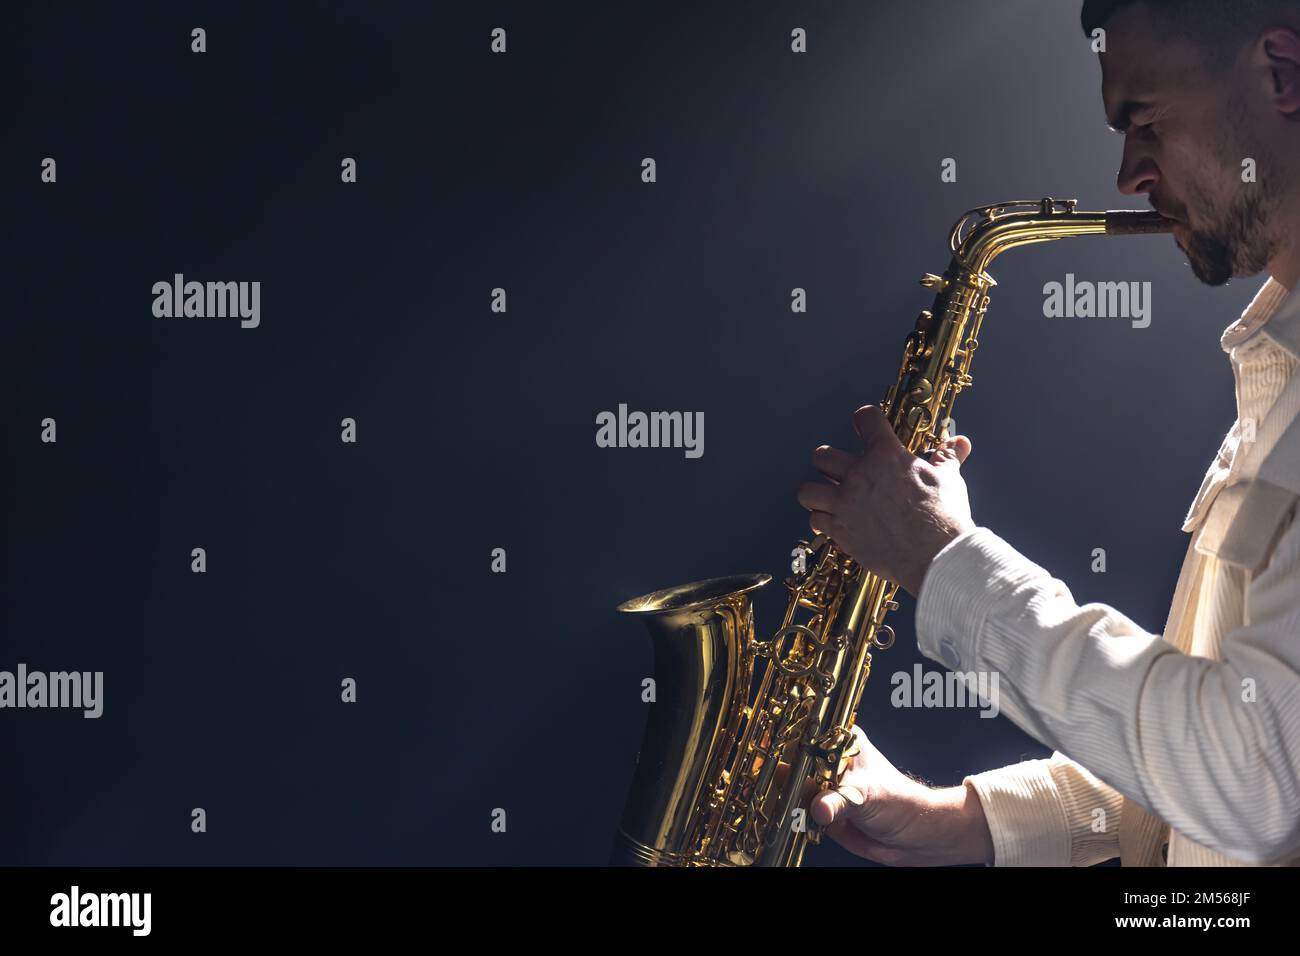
1267, 210, 1300, 291
1269, 265, 1296, 292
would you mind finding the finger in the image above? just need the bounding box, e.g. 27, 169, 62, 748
929, 434, 972, 469
796, 480, 837, 515
808, 510, 837, 537
811, 445, 855, 482
810, 785, 862, 826
852, 405, 902, 454
811, 790, 852, 827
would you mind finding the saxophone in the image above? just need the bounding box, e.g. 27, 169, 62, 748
612, 198, 1173, 867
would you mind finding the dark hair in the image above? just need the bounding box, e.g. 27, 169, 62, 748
1080, 1, 1296, 67
1081, 0, 1139, 35
1082, 0, 1289, 33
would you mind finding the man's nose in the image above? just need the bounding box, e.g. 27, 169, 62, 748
1117, 139, 1160, 196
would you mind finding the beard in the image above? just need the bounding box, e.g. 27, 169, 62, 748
1177, 185, 1275, 286
1175, 108, 1279, 287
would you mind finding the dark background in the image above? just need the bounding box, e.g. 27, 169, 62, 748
3, 1, 1254, 865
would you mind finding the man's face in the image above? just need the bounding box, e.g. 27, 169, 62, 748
1100, 8, 1278, 285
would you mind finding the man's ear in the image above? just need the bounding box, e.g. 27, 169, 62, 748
1259, 26, 1300, 116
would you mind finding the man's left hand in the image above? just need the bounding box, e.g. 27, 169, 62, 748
796, 404, 977, 597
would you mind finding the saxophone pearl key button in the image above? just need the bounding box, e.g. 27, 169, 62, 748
939, 638, 962, 670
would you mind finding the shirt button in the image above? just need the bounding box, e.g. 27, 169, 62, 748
939, 638, 962, 669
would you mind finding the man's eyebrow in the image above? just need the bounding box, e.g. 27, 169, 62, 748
1106, 98, 1153, 133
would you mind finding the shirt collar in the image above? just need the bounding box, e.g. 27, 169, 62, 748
1181, 276, 1298, 534
1221, 276, 1300, 359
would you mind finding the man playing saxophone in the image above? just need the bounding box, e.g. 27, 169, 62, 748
796, 0, 1300, 866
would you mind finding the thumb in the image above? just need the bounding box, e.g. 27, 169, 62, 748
929, 434, 972, 468
809, 783, 866, 826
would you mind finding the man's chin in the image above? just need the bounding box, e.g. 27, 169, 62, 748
1188, 258, 1234, 287
1175, 230, 1235, 286
1185, 249, 1232, 286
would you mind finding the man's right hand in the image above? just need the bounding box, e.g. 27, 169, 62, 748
809, 725, 996, 866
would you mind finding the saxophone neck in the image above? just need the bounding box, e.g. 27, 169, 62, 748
950, 197, 1174, 275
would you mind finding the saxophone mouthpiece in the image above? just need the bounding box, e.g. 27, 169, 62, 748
1104, 210, 1178, 235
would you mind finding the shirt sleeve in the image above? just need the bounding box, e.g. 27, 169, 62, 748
962, 753, 1126, 866
915, 521, 1300, 866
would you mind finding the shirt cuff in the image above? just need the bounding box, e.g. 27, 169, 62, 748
914, 526, 1052, 674
963, 760, 1072, 866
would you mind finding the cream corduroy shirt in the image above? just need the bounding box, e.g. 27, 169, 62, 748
914, 276, 1300, 866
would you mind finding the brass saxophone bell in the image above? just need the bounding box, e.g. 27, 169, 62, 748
613, 574, 770, 866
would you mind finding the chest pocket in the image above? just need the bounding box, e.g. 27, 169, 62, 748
1193, 479, 1299, 574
